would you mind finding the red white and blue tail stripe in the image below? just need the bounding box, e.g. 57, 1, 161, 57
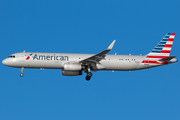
142, 33, 175, 64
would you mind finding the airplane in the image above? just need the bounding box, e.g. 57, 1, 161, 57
2, 33, 178, 81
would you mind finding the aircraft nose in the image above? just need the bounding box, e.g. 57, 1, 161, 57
2, 59, 8, 66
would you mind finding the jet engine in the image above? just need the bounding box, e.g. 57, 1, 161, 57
62, 70, 82, 76
62, 63, 83, 76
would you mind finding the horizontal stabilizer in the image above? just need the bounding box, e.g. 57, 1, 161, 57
158, 56, 176, 62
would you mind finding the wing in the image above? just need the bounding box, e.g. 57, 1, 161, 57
79, 40, 116, 65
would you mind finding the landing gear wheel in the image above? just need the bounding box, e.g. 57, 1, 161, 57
20, 73, 23, 77
87, 72, 92, 77
86, 76, 91, 81
20, 67, 24, 77
85, 66, 93, 81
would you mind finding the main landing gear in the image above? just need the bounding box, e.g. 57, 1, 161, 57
20, 67, 24, 77
86, 72, 92, 81
85, 66, 92, 81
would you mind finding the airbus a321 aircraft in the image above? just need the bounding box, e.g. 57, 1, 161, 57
2, 33, 178, 81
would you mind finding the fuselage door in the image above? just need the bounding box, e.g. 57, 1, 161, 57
20, 53, 26, 62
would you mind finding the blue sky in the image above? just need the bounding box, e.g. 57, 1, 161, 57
0, 0, 179, 120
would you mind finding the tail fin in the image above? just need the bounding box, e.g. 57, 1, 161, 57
147, 33, 175, 57
142, 33, 175, 65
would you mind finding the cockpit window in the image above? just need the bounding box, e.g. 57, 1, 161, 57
8, 55, 15, 58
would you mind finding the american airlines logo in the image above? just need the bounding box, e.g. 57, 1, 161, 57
33, 54, 69, 61
26, 53, 33, 60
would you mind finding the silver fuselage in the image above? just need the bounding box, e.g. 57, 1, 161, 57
2, 52, 177, 71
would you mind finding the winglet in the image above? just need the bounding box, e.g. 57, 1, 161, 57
107, 40, 116, 50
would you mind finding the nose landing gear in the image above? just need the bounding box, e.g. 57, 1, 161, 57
20, 67, 24, 77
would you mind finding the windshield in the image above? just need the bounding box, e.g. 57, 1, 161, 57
8, 55, 15, 58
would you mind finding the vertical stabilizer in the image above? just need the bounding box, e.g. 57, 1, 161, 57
142, 33, 175, 65
148, 33, 175, 57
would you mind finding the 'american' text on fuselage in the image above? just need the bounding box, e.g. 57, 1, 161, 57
33, 54, 69, 61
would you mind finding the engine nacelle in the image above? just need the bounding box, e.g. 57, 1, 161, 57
62, 70, 82, 76
63, 63, 82, 71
